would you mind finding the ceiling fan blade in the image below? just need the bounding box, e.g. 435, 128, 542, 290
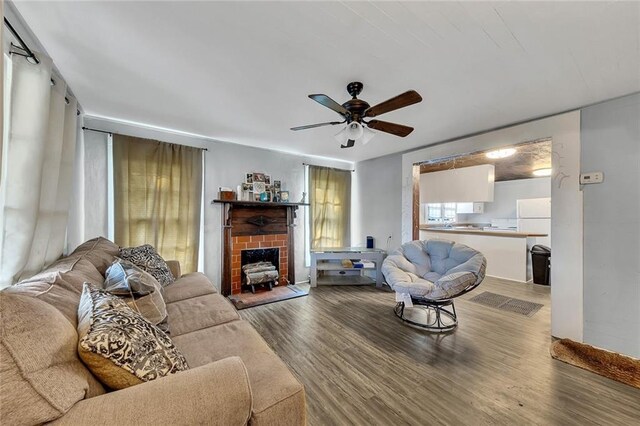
341, 139, 355, 149
309, 94, 350, 117
364, 90, 422, 118
290, 121, 343, 131
367, 120, 414, 137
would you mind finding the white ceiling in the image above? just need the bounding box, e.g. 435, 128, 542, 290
12, 1, 640, 162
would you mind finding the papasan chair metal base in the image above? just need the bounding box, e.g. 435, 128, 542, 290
394, 298, 458, 332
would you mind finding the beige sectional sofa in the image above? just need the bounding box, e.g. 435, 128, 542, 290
0, 237, 306, 425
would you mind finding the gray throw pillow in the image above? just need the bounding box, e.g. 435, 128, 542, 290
104, 259, 157, 296
119, 244, 175, 287
104, 259, 169, 331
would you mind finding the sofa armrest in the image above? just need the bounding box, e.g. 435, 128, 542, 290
52, 357, 252, 426
166, 260, 181, 279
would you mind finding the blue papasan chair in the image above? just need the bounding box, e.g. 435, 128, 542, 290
382, 239, 486, 332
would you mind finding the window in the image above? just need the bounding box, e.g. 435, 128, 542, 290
112, 134, 204, 273
309, 165, 351, 249
423, 203, 457, 223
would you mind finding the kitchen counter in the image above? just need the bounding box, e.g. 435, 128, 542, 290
420, 226, 547, 238
420, 227, 547, 282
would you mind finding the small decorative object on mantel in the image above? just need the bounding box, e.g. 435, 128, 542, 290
241, 183, 252, 201
299, 192, 307, 203
219, 187, 236, 201
280, 191, 290, 202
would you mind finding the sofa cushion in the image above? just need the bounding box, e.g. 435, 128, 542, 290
67, 237, 120, 275
4, 281, 80, 325
53, 259, 106, 293
77, 284, 188, 390
163, 272, 217, 303
0, 292, 105, 426
18, 257, 103, 291
172, 320, 306, 425
119, 244, 175, 287
167, 293, 240, 336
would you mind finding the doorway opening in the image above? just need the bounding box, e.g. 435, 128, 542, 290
412, 138, 552, 285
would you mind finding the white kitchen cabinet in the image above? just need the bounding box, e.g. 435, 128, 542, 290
456, 202, 485, 214
420, 164, 495, 203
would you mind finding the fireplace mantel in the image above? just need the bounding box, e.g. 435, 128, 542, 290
213, 199, 307, 295
212, 200, 309, 208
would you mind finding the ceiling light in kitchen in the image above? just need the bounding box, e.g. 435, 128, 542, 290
486, 148, 516, 159
532, 168, 552, 177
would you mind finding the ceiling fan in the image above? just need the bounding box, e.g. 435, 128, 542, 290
291, 82, 422, 148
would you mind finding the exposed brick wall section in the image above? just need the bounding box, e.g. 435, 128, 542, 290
231, 234, 289, 294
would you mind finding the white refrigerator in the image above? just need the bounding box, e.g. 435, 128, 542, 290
517, 197, 551, 248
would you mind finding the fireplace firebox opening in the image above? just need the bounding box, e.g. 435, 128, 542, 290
241, 248, 280, 294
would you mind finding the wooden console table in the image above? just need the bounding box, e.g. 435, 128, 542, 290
310, 247, 386, 288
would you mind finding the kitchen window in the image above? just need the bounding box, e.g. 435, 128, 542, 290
424, 203, 457, 223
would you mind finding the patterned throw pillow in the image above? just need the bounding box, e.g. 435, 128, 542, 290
104, 259, 168, 330
77, 283, 188, 390
119, 244, 175, 287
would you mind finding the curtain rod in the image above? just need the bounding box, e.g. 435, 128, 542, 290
4, 17, 39, 64
302, 162, 354, 172
81, 127, 209, 151
5, 17, 77, 110
82, 127, 112, 135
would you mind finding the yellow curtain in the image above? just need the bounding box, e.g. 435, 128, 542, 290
310, 166, 351, 249
113, 135, 203, 273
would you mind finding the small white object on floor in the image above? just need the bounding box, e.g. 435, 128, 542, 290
395, 292, 413, 307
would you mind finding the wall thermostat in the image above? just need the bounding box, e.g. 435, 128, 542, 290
579, 172, 604, 185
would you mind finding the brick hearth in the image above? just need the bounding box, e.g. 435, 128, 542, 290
231, 234, 289, 294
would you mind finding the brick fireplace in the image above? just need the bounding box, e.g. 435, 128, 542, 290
231, 235, 288, 294
213, 200, 305, 296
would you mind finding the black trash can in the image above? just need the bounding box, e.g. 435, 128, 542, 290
531, 245, 551, 285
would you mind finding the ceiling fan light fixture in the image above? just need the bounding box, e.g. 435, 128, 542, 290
532, 168, 552, 177
333, 125, 349, 144
486, 148, 517, 159
345, 121, 364, 140
361, 126, 375, 145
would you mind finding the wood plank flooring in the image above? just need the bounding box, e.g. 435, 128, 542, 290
240, 277, 640, 425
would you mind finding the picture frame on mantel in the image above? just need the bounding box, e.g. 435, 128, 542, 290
253, 181, 266, 194
253, 172, 266, 183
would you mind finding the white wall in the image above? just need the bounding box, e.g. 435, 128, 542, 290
458, 177, 551, 223
73, 116, 351, 290
352, 153, 403, 252
401, 111, 583, 341
581, 93, 640, 358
